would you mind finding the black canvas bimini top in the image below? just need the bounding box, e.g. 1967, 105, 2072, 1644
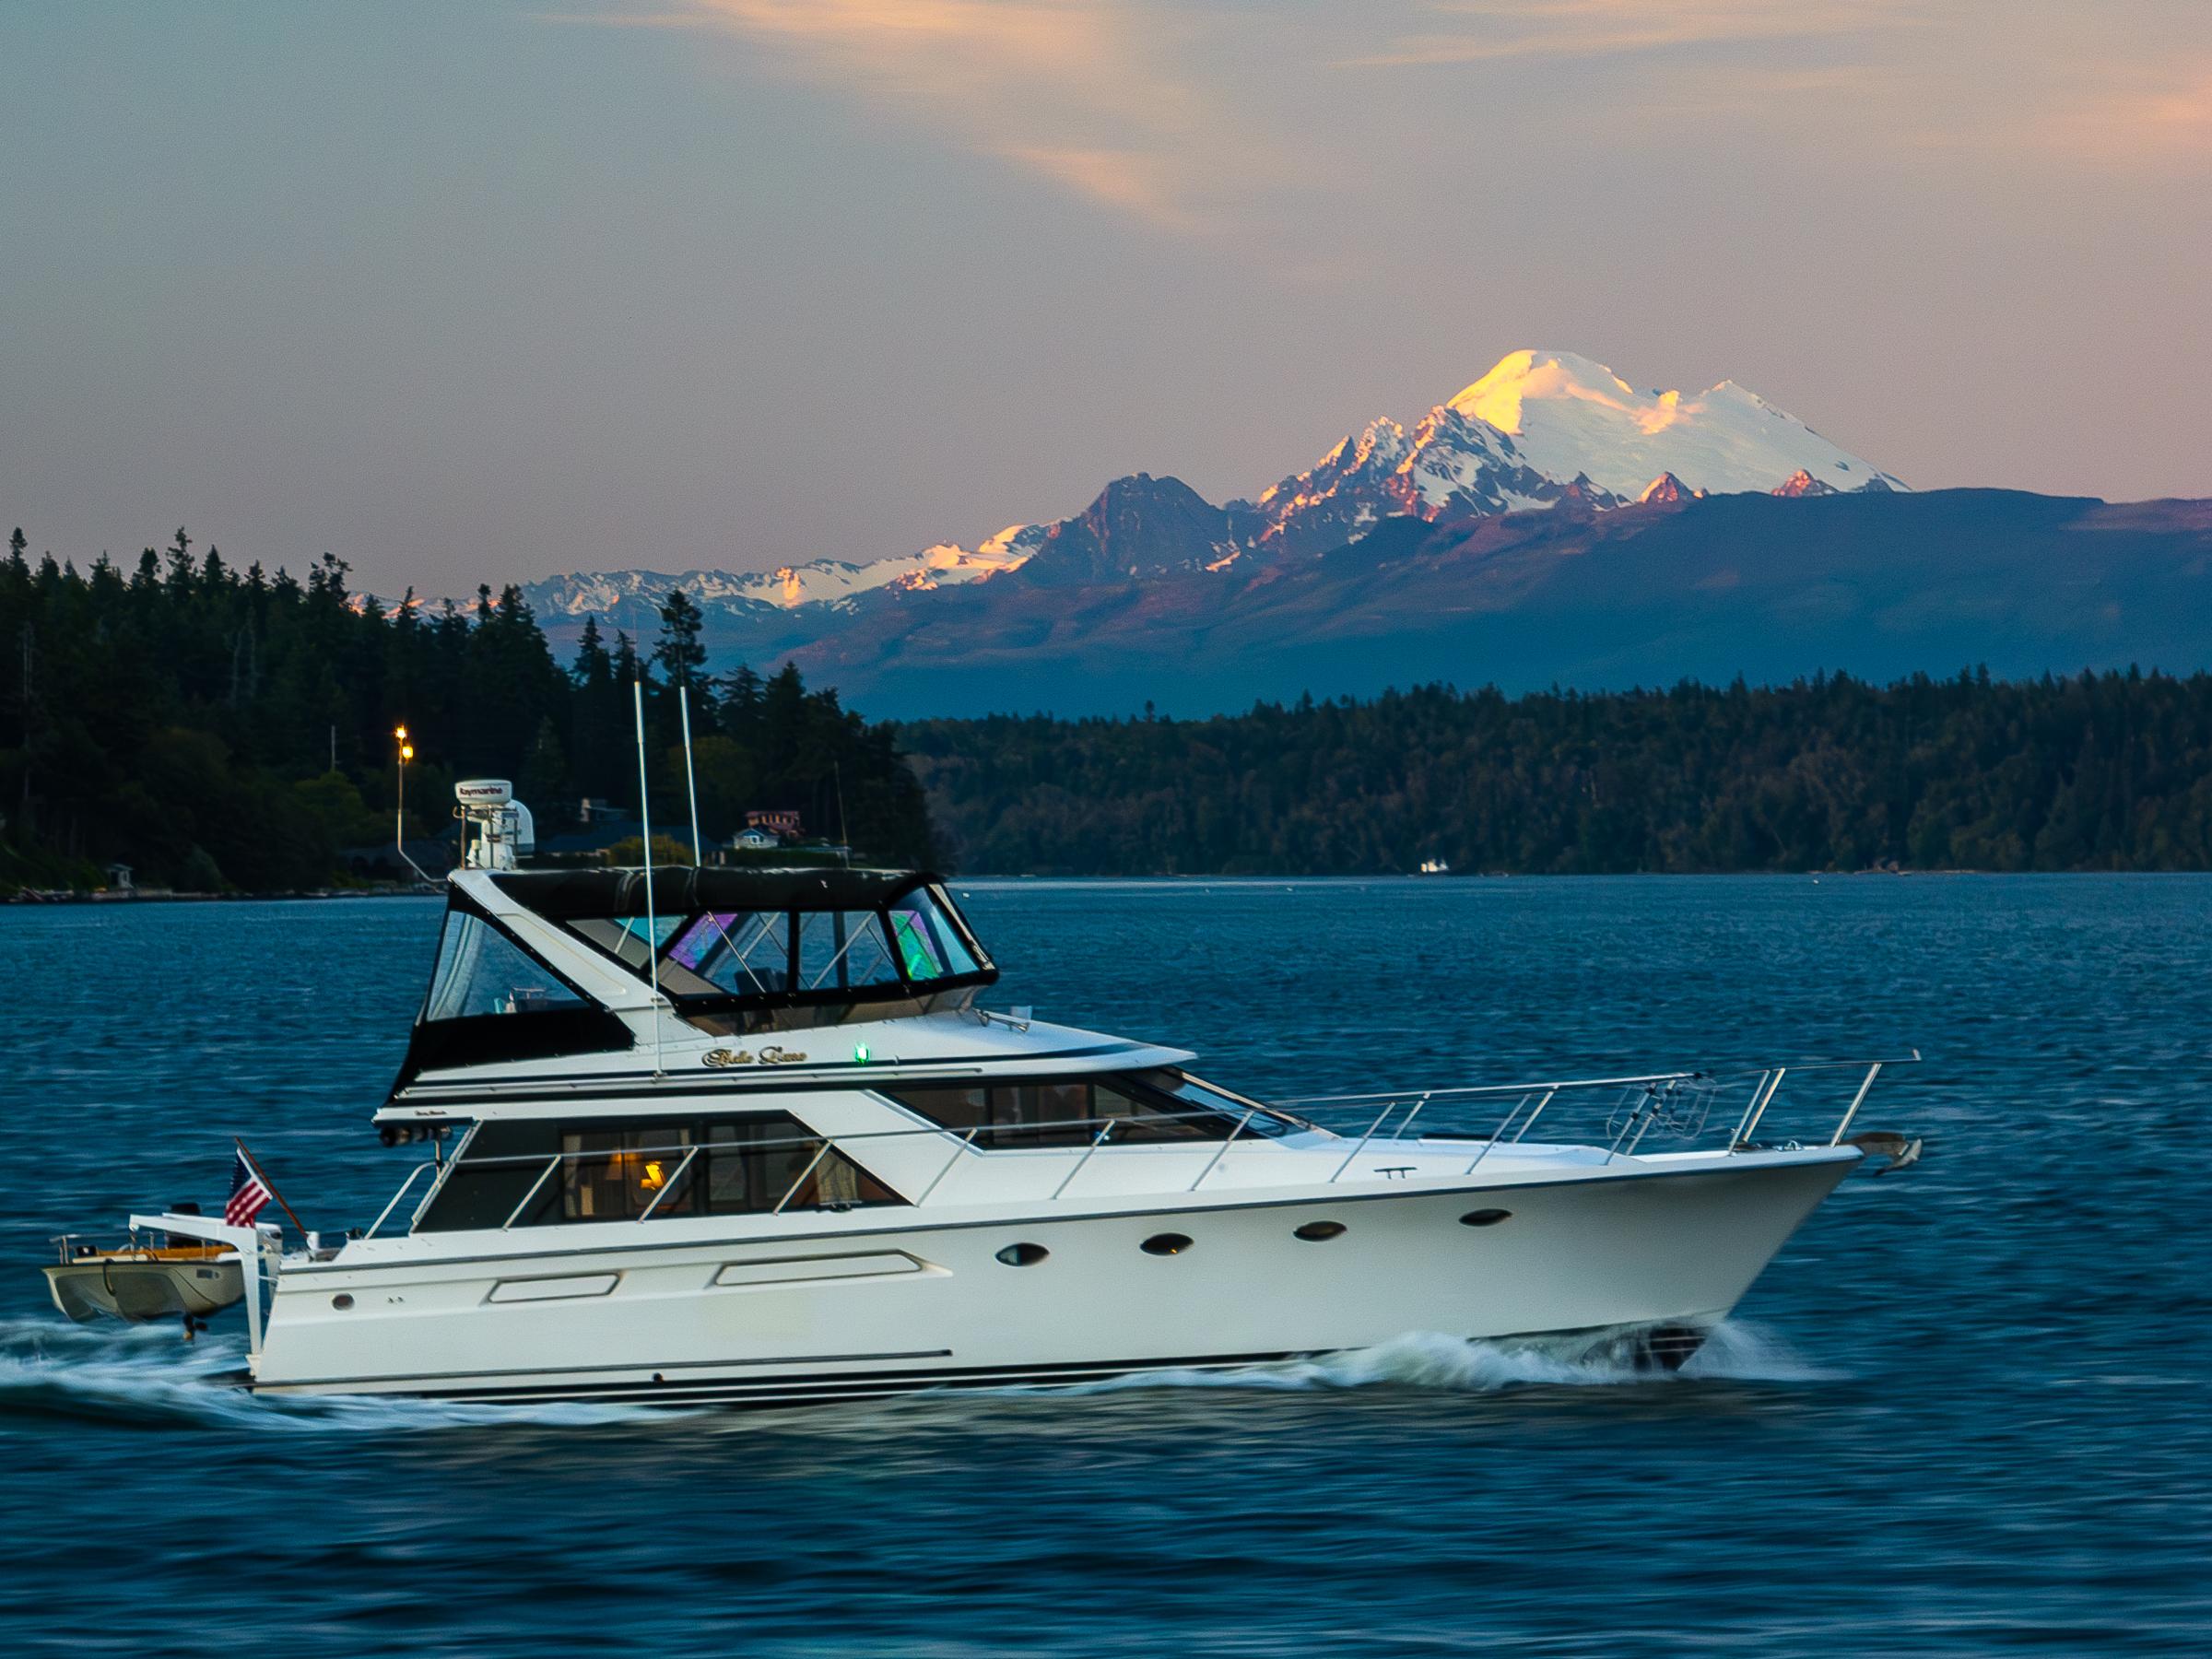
490, 866, 942, 921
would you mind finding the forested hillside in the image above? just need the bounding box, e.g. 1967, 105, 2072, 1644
0, 529, 935, 892
898, 672, 2212, 875
11, 524, 2212, 890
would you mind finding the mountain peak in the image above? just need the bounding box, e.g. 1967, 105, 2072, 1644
1771, 468, 1840, 497
1446, 349, 1642, 434
1022, 472, 1238, 587
1432, 347, 1902, 499
1638, 472, 1695, 505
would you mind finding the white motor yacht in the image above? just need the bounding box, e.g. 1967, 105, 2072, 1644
92, 787, 1917, 1406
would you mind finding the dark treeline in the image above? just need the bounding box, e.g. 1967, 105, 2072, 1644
898, 671, 2212, 875
0, 529, 935, 892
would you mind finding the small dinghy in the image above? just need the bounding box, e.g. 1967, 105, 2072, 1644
43, 1236, 244, 1324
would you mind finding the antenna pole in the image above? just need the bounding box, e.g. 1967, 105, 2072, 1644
633, 677, 665, 1077
679, 683, 702, 865
834, 759, 850, 866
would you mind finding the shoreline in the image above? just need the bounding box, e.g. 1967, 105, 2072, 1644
12, 866, 2207, 905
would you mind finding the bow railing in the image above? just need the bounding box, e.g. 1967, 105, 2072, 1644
1274, 1052, 1919, 1169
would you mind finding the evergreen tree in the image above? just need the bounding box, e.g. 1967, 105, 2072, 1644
0, 534, 939, 889
653, 588, 709, 691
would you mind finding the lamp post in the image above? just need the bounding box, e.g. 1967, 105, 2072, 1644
394, 724, 410, 852
394, 724, 429, 884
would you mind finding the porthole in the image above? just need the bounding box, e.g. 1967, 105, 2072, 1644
1458, 1208, 1512, 1228
1293, 1220, 1347, 1242
994, 1242, 1049, 1267
331, 1293, 355, 1310
1140, 1232, 1194, 1256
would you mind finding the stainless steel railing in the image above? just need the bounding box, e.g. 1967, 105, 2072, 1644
355, 1053, 1916, 1236
361, 1102, 1295, 1236
1276, 1053, 1919, 1166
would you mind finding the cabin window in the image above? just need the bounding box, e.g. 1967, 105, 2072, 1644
414, 1112, 905, 1232
423, 913, 587, 1022
660, 911, 792, 995
562, 1124, 699, 1221
539, 878, 994, 1015
794, 911, 905, 994
400, 911, 632, 1081
883, 1072, 1289, 1147
889, 889, 982, 979
410, 1119, 559, 1232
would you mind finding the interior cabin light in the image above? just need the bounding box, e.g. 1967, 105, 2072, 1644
853, 1042, 871, 1064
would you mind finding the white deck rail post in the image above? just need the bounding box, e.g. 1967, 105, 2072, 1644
1736, 1067, 1787, 1147
1329, 1100, 1402, 1184
1053, 1120, 1117, 1201
1829, 1063, 1884, 1145
1730, 1070, 1775, 1147
1190, 1109, 1256, 1192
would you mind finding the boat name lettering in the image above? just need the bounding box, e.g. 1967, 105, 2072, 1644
702, 1046, 810, 1068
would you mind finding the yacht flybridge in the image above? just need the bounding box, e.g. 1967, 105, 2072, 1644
61, 784, 1920, 1406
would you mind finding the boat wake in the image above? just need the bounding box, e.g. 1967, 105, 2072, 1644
0, 1314, 1833, 1431
0, 1317, 660, 1431
1067, 1322, 1836, 1397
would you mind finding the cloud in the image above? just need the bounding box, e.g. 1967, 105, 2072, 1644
1347, 0, 1917, 69
2039, 65, 2212, 168
999, 146, 1204, 233
628, 0, 1255, 232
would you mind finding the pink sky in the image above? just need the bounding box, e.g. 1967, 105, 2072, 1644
3, 1, 2206, 592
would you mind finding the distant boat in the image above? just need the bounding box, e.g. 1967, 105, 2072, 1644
1418, 858, 1451, 875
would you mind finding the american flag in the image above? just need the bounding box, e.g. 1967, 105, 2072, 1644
225, 1148, 273, 1229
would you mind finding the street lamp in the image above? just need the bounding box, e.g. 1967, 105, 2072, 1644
394, 724, 429, 884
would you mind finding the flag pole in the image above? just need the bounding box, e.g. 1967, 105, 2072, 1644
235, 1137, 308, 1237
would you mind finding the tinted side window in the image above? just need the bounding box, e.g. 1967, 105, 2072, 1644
412, 1120, 559, 1232
562, 1123, 698, 1221
418, 1111, 908, 1232
886, 1077, 1243, 1147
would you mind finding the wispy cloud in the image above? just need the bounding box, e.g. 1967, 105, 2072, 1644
1347, 0, 1917, 70
590, 0, 1258, 232
558, 1, 2212, 238
2038, 64, 2212, 168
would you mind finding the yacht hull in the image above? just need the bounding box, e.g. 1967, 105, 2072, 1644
252, 1152, 1853, 1405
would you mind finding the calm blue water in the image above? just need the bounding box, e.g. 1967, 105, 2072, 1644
1, 877, 2206, 1655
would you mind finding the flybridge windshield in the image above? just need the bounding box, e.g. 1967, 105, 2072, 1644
402, 908, 635, 1083
424, 913, 588, 1021
500, 871, 995, 1011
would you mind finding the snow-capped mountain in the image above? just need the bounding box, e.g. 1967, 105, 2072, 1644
1245, 349, 1900, 553
1444, 349, 1901, 499
521, 528, 1041, 627
513, 349, 1905, 628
